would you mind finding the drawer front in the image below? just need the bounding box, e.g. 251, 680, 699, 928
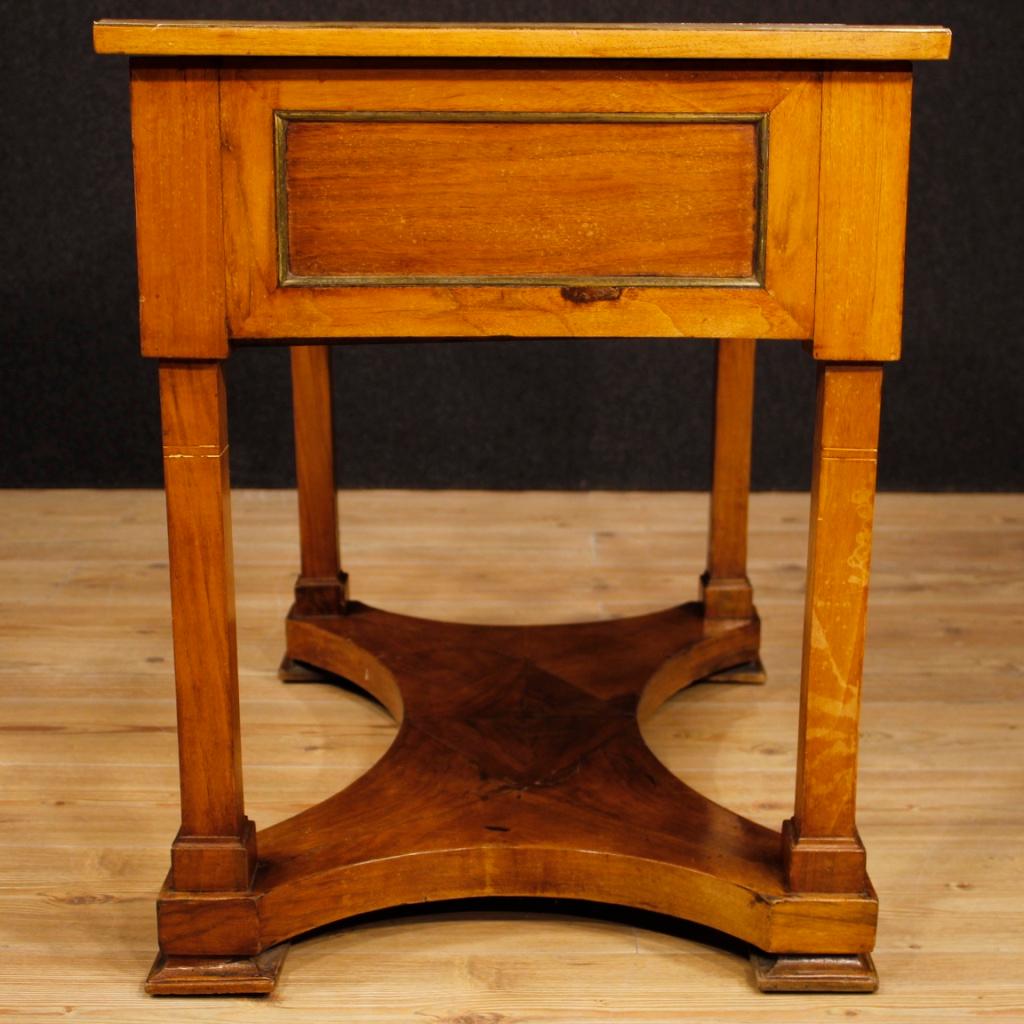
222, 65, 820, 339
279, 113, 762, 286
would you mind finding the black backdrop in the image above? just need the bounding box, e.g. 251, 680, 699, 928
2, 1, 1021, 490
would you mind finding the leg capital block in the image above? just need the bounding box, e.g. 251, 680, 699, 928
293, 571, 349, 616
700, 571, 755, 620
171, 817, 257, 892
782, 817, 868, 893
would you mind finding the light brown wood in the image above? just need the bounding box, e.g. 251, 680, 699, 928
130, 64, 228, 359
283, 118, 759, 282
1, 490, 1021, 1018
221, 67, 820, 340
94, 20, 953, 62
762, 79, 821, 333
702, 338, 756, 619
785, 364, 883, 893
290, 346, 347, 615
158, 363, 254, 891
813, 70, 914, 362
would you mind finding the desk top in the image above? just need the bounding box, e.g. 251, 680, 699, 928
93, 20, 952, 62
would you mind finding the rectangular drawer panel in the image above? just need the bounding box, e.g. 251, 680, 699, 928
280, 114, 759, 285
221, 66, 821, 340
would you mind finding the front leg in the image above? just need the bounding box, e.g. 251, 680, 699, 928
756, 361, 882, 994
159, 361, 254, 891
148, 360, 283, 993
784, 361, 882, 893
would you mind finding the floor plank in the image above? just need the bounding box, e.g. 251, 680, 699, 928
1, 489, 1022, 1021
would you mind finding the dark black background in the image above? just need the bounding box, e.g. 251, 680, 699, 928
2, 1, 1021, 490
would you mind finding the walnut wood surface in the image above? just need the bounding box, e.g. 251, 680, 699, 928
221, 66, 820, 341
283, 118, 758, 282
290, 346, 347, 615
150, 598, 878, 962
130, 65, 228, 359
90, 18, 950, 999
158, 363, 255, 892
94, 20, 952, 61
702, 338, 756, 619
751, 952, 878, 993
785, 364, 883, 892
813, 70, 913, 362
146, 944, 289, 995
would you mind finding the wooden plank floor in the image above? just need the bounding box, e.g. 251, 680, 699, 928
1, 489, 1022, 1021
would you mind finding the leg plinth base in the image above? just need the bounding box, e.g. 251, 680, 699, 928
278, 654, 341, 684
145, 943, 289, 996
751, 952, 878, 993
703, 657, 767, 685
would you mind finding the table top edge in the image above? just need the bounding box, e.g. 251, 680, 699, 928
92, 21, 953, 62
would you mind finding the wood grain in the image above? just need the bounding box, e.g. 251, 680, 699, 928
235, 602, 870, 957
290, 346, 347, 615
94, 20, 953, 62
751, 952, 878, 993
813, 70, 914, 362
220, 67, 821, 340
129, 63, 228, 359
146, 943, 289, 995
785, 364, 883, 893
282, 117, 759, 283
158, 363, 255, 891
702, 338, 756, 620
0, 490, 1019, 1019
82, 24, 951, 1002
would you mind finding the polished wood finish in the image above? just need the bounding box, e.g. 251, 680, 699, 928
784, 364, 883, 893
94, 20, 953, 62
130, 65, 227, 359
255, 602, 873, 956
158, 362, 255, 892
282, 117, 759, 282
813, 71, 914, 362
95, 19, 951, 998
290, 346, 347, 615
220, 66, 820, 341
702, 338, 756, 620
151, 599, 865, 957
156, 600, 852, 959
751, 952, 878, 993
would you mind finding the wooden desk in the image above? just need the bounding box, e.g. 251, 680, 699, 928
94, 20, 951, 997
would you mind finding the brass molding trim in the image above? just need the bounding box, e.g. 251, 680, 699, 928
162, 444, 229, 460
273, 109, 769, 290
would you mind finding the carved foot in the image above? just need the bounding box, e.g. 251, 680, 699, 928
146, 944, 289, 995
278, 654, 338, 684
751, 952, 877, 993
704, 657, 767, 685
